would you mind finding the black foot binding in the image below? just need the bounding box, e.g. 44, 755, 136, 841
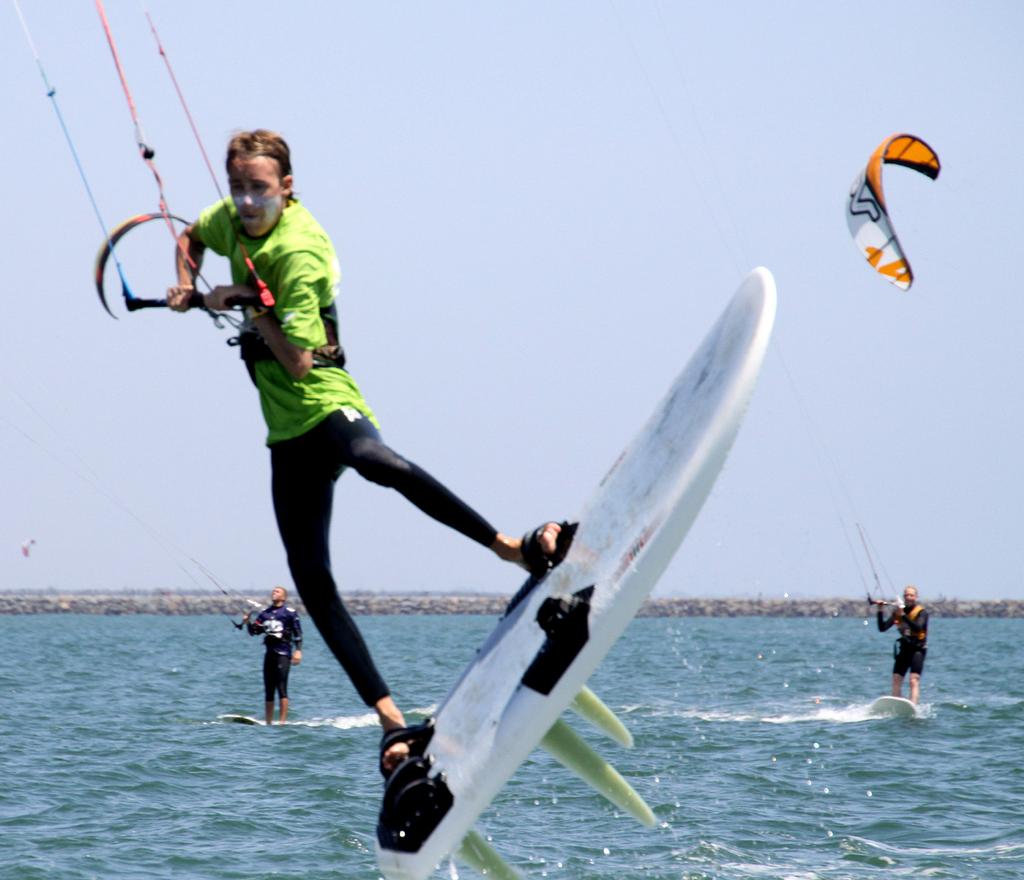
377, 746, 453, 853
521, 521, 577, 578
377, 717, 454, 853
379, 719, 436, 780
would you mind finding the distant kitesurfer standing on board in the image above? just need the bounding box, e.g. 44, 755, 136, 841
874, 585, 928, 704
243, 586, 302, 725
165, 130, 565, 772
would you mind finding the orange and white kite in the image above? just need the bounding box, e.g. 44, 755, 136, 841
846, 134, 940, 290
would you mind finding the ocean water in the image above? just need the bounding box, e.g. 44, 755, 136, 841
4, 613, 1022, 880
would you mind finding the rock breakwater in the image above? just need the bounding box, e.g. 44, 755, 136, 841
2, 593, 1021, 618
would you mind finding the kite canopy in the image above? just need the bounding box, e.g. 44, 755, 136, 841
846, 133, 940, 290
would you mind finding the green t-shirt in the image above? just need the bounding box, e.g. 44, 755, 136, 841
192, 198, 378, 444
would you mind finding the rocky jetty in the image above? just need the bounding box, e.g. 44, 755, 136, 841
1, 592, 1022, 618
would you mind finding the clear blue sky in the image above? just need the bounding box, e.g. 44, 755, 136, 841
3, 2, 1021, 600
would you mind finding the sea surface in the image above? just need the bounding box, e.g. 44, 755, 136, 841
5, 613, 1022, 880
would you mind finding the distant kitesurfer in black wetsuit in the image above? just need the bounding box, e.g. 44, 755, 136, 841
874, 585, 928, 704
243, 586, 303, 725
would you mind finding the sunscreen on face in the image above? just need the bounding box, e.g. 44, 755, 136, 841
234, 192, 283, 234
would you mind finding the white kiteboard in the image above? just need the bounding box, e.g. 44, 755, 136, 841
376, 267, 777, 880
868, 696, 917, 718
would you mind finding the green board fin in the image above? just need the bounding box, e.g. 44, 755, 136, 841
458, 829, 520, 879
540, 719, 656, 827
569, 685, 633, 748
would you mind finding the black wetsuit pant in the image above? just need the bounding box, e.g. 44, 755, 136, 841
263, 651, 291, 701
270, 408, 498, 706
893, 640, 926, 677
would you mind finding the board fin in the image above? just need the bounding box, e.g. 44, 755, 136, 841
570, 685, 633, 748
457, 830, 520, 880
539, 719, 656, 827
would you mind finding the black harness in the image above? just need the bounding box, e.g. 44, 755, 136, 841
232, 302, 347, 385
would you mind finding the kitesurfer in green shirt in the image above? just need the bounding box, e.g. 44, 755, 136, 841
166, 130, 564, 771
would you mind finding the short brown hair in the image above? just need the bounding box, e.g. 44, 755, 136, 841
226, 129, 292, 178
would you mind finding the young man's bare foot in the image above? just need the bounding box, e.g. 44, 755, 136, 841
376, 696, 410, 774
491, 522, 561, 568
